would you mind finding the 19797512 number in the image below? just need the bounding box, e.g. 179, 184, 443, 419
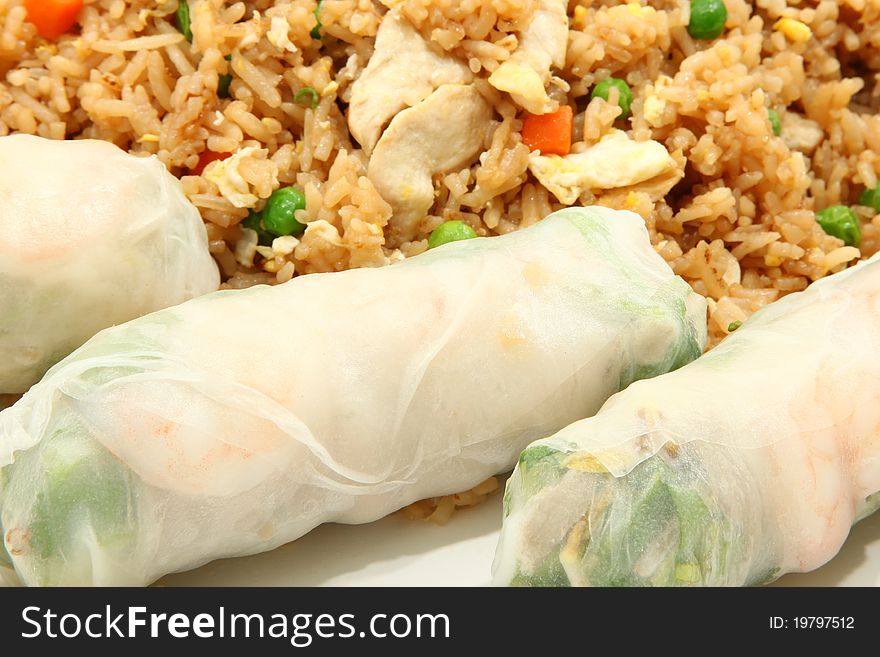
770, 617, 855, 629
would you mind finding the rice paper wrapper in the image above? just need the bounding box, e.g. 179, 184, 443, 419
0, 206, 706, 585
494, 253, 880, 586
0, 135, 220, 393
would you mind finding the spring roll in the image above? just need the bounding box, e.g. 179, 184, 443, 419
0, 206, 705, 586
494, 253, 880, 586
0, 134, 220, 393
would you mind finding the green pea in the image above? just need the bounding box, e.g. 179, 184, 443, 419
176, 0, 192, 43
858, 187, 880, 212
262, 187, 307, 237
767, 108, 781, 137
427, 221, 478, 249
687, 0, 728, 40
590, 78, 633, 119
727, 320, 742, 332
242, 210, 273, 246
311, 0, 323, 39
816, 205, 861, 247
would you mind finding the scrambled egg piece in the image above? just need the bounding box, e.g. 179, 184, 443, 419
562, 453, 608, 473
563, 447, 633, 474
642, 75, 672, 127
267, 16, 298, 53
774, 18, 812, 43
625, 2, 655, 17
528, 130, 675, 204
272, 235, 299, 255
205, 146, 270, 208
488, 63, 549, 114
488, 0, 568, 114
303, 219, 344, 245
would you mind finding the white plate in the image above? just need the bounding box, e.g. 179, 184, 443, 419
162, 493, 880, 587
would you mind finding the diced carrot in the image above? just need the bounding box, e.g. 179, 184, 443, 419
23, 0, 84, 41
521, 106, 574, 156
191, 150, 231, 176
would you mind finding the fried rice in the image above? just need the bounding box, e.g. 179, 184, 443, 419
1, 0, 879, 516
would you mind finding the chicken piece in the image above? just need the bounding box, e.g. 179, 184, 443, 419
368, 85, 492, 245
528, 130, 675, 205
347, 11, 473, 154
781, 112, 824, 154
488, 0, 568, 114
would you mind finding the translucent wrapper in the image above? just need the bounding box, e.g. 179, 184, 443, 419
494, 253, 880, 586
0, 207, 705, 586
0, 135, 220, 393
